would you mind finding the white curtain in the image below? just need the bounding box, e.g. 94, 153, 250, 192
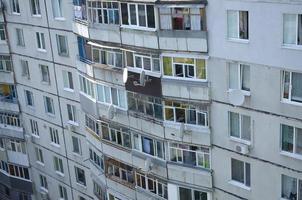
227, 10, 238, 38
281, 175, 297, 199
283, 14, 297, 45
241, 64, 250, 91
190, 14, 201, 31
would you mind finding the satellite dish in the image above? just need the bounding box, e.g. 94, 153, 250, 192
107, 105, 115, 119
139, 70, 146, 86
228, 89, 245, 106
122, 68, 128, 84
144, 158, 152, 172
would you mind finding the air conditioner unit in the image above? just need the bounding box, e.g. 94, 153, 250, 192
234, 143, 249, 154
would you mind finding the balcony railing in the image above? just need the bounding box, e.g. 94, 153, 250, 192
0, 95, 17, 104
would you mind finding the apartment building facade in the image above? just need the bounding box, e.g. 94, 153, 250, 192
0, 0, 301, 200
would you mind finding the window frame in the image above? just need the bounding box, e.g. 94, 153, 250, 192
0, 24, 6, 42
30, 119, 39, 136
52, 0, 64, 19
35, 147, 44, 165
230, 158, 251, 189
16, 28, 25, 47
75, 166, 86, 186
0, 56, 12, 72
227, 10, 249, 41
50, 127, 60, 146
72, 136, 82, 155
24, 90, 34, 107
178, 186, 209, 200
44, 96, 55, 115
282, 70, 302, 105
228, 111, 252, 144
30, 0, 41, 16
53, 156, 64, 175
67, 104, 77, 123
87, 1, 120, 25
228, 62, 251, 93
36, 32, 46, 51
11, 0, 20, 14
96, 83, 127, 110
56, 34, 69, 56
283, 13, 302, 47
280, 124, 302, 160
40, 64, 50, 84
21, 59, 30, 79
62, 70, 74, 91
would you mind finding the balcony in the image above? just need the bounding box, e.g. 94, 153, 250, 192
7, 151, 29, 167
121, 28, 158, 49
0, 97, 18, 113
73, 5, 89, 38
161, 78, 210, 101
158, 30, 207, 52
0, 71, 14, 84
167, 163, 212, 189
0, 112, 23, 139
0, 171, 33, 193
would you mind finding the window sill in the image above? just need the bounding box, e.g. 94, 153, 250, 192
32, 14, 42, 18
127, 67, 161, 78
227, 89, 250, 96
36, 161, 45, 167
27, 105, 35, 111
63, 88, 74, 93
40, 187, 48, 194
162, 75, 207, 83
58, 53, 69, 57
50, 142, 60, 148
46, 113, 56, 118
55, 171, 65, 177
40, 81, 50, 86
54, 17, 66, 21
281, 99, 302, 107
75, 182, 87, 189
0, 147, 5, 151
228, 180, 251, 191
72, 152, 82, 157
227, 38, 249, 44
37, 49, 47, 53
31, 134, 40, 139
281, 44, 302, 51
120, 25, 156, 32
230, 137, 251, 146
12, 12, 21, 16
280, 151, 302, 160
67, 120, 79, 127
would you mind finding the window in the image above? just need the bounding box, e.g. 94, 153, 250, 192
30, 0, 41, 16
21, 60, 30, 79
62, 70, 74, 90
36, 32, 46, 50
0, 138, 4, 149
44, 96, 55, 114
160, 7, 206, 31
164, 100, 208, 126
0, 160, 8, 173
101, 123, 131, 149
50, 127, 60, 145
283, 14, 302, 46
89, 149, 104, 170
19, 193, 29, 200
40, 174, 48, 190
85, 115, 100, 136
16, 28, 25, 46
0, 56, 12, 72
7, 139, 26, 154
179, 187, 208, 200
8, 164, 30, 180
281, 124, 302, 157
106, 160, 134, 184
133, 134, 165, 159
127, 92, 163, 119
79, 75, 96, 99
126, 51, 160, 73
87, 1, 119, 25
54, 156, 64, 174
67, 104, 77, 122
163, 56, 206, 80
52, 0, 63, 18
35, 147, 44, 164
75, 166, 86, 186
93, 181, 105, 199
25, 90, 34, 107
229, 112, 251, 142
0, 24, 6, 41
92, 48, 122, 68
231, 158, 251, 187
0, 112, 21, 127
282, 70, 302, 103
135, 172, 168, 199
96, 84, 127, 109
40, 65, 50, 83
169, 143, 210, 169
121, 3, 155, 29
59, 185, 68, 200
227, 10, 249, 40
56, 35, 68, 56
228, 63, 250, 91
281, 174, 301, 200
72, 136, 81, 155
11, 0, 20, 14
29, 119, 40, 137
30, 119, 39, 136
